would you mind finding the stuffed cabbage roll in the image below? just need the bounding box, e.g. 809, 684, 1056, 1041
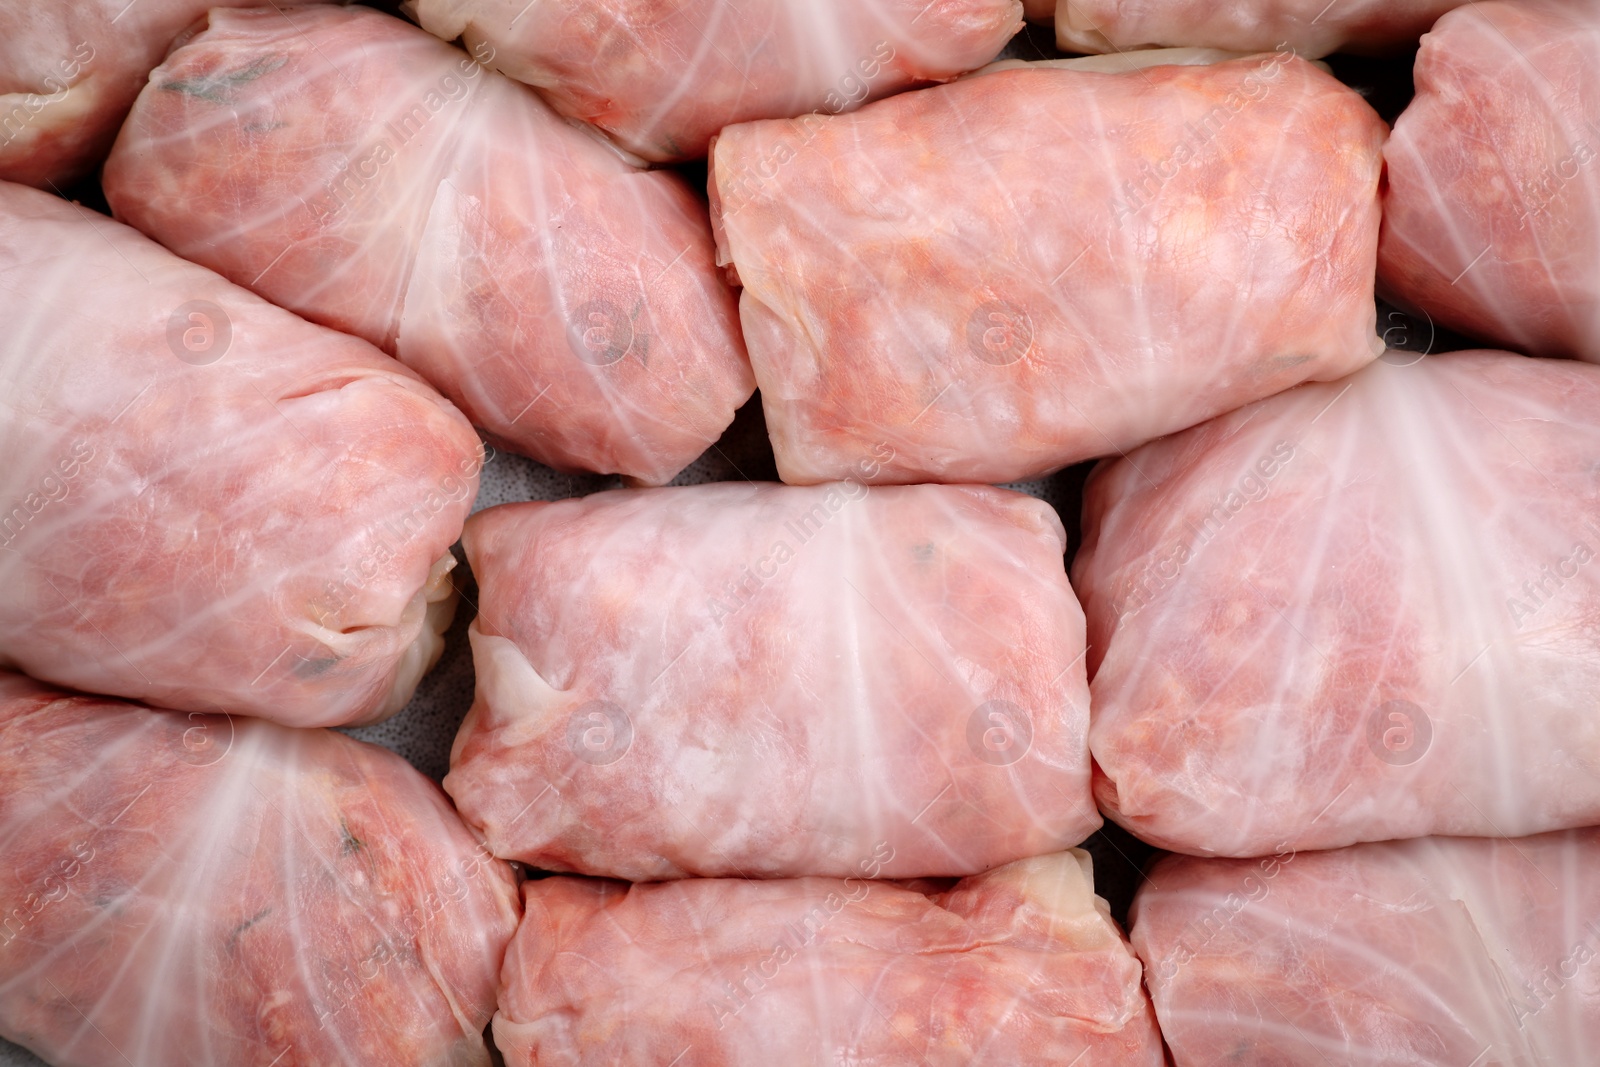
0, 180, 481, 728
446, 482, 1098, 880
711, 53, 1385, 485
407, 0, 1024, 162
1053, 1, 1467, 58
1130, 830, 1600, 1065
0, 672, 522, 1067
1379, 0, 1600, 363
497, 851, 1164, 1065
0, 0, 332, 189
103, 4, 752, 485
1074, 350, 1600, 857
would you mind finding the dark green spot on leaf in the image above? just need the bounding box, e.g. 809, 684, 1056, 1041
160, 55, 287, 104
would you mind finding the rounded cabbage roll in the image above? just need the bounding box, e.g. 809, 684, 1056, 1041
497, 851, 1164, 1065
0, 672, 521, 1067
103, 4, 752, 486
1053, 1, 1466, 58
0, 180, 480, 728
447, 482, 1099, 880
0, 0, 333, 189
711, 54, 1385, 485
1074, 350, 1600, 857
1131, 830, 1600, 1065
407, 0, 1024, 163
1380, 0, 1600, 363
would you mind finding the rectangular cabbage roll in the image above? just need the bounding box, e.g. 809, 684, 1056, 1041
498, 851, 1165, 1065
446, 482, 1099, 879
711, 53, 1385, 484
1075, 350, 1600, 856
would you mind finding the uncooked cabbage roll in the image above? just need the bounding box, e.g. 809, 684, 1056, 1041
1380, 0, 1600, 363
1131, 829, 1600, 1065
0, 180, 480, 728
498, 851, 1164, 1065
0, 0, 331, 188
711, 53, 1385, 485
407, 0, 1024, 161
447, 482, 1099, 880
1053, 1, 1466, 58
104, 4, 752, 485
0, 672, 521, 1067
1075, 350, 1600, 856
